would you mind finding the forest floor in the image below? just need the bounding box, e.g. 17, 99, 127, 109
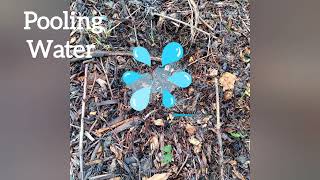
70, 0, 250, 179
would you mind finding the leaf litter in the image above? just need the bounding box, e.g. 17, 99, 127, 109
70, 0, 250, 179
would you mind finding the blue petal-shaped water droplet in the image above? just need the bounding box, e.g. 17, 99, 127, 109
133, 47, 151, 66
161, 42, 184, 66
168, 71, 192, 88
122, 71, 142, 85
130, 87, 151, 111
162, 89, 175, 108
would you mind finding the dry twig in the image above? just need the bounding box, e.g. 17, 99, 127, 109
152, 12, 217, 39
70, 50, 161, 63
95, 116, 140, 137
215, 76, 225, 180
79, 64, 88, 180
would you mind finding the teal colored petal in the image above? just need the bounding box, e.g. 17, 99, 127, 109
168, 71, 192, 88
122, 71, 142, 85
130, 87, 151, 111
162, 89, 175, 108
161, 42, 184, 66
133, 47, 151, 66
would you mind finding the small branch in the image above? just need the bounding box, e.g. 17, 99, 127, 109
95, 116, 140, 137
70, 50, 161, 63
188, 0, 200, 41
214, 76, 225, 180
175, 154, 190, 177
79, 64, 89, 180
153, 12, 217, 39
100, 59, 114, 98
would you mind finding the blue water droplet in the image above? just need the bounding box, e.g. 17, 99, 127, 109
130, 87, 151, 111
162, 89, 175, 108
122, 71, 142, 85
133, 47, 151, 66
161, 42, 184, 66
168, 71, 192, 88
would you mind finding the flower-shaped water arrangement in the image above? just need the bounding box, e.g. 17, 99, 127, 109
122, 42, 192, 111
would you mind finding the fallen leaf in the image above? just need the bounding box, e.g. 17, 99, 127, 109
70, 36, 77, 44
96, 78, 107, 90
189, 56, 194, 63
193, 144, 202, 153
188, 87, 195, 95
185, 124, 197, 135
198, 115, 212, 124
85, 159, 102, 166
146, 173, 171, 180
89, 111, 97, 116
110, 145, 122, 160
188, 136, 201, 146
230, 159, 246, 180
110, 178, 121, 180
167, 114, 174, 121
208, 68, 218, 77
232, 169, 246, 180
150, 135, 159, 153
153, 119, 164, 126
223, 90, 233, 101
219, 72, 237, 91
229, 160, 237, 166
240, 47, 251, 63
244, 83, 250, 97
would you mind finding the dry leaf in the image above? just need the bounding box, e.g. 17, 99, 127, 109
70, 36, 77, 44
223, 90, 233, 101
188, 136, 201, 146
150, 135, 159, 152
110, 145, 122, 160
167, 114, 174, 121
193, 144, 202, 153
188, 87, 195, 95
146, 173, 171, 180
229, 160, 237, 166
89, 111, 97, 116
110, 178, 121, 180
189, 56, 194, 63
229, 160, 245, 180
185, 124, 196, 135
96, 78, 107, 90
240, 47, 251, 63
85, 159, 102, 166
198, 115, 212, 125
153, 119, 164, 126
219, 72, 237, 91
208, 68, 218, 77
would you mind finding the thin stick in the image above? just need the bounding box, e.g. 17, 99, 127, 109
188, 0, 200, 41
100, 59, 114, 98
214, 77, 224, 180
153, 13, 217, 39
175, 154, 190, 177
95, 116, 140, 137
70, 50, 161, 63
79, 64, 88, 180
